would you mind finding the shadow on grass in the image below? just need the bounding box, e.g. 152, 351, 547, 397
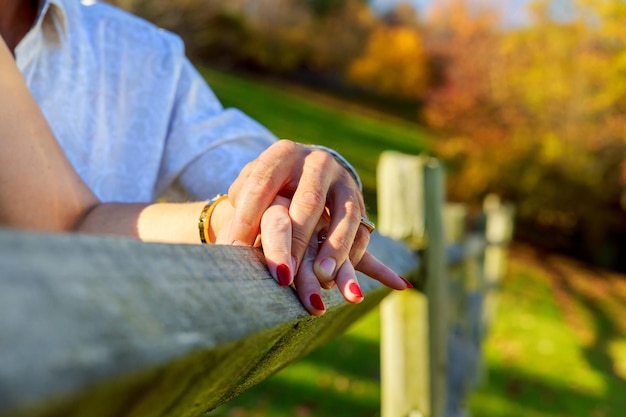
205, 333, 382, 417
474, 365, 615, 417
471, 248, 626, 417
540, 257, 626, 417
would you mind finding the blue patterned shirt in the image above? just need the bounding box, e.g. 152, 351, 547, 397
16, 0, 277, 202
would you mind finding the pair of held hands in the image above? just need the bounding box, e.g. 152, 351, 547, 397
209, 140, 412, 316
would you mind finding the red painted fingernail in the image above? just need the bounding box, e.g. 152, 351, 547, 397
310, 293, 325, 311
349, 282, 363, 298
401, 277, 414, 289
276, 264, 291, 286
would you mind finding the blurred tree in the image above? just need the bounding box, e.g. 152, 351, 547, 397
382, 1, 421, 27
422, 0, 505, 198
110, 0, 380, 74
306, 0, 377, 74
346, 23, 429, 99
306, 0, 370, 17
492, 0, 626, 266
233, 0, 315, 72
422, 0, 626, 269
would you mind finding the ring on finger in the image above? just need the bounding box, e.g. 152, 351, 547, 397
359, 217, 376, 234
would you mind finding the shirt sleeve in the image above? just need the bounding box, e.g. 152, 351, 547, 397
157, 57, 277, 201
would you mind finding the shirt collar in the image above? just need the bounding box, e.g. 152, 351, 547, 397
36, 0, 69, 42
15, 0, 68, 68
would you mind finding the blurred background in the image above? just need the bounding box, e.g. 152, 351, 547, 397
106, 0, 626, 415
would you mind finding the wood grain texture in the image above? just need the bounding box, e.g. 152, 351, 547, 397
0, 228, 417, 417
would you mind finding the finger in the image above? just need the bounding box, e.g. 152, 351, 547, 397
215, 216, 233, 244
348, 225, 371, 266
229, 159, 300, 204
355, 251, 413, 290
260, 196, 294, 287
320, 281, 336, 290
212, 198, 236, 244
227, 140, 305, 246
313, 173, 365, 283
294, 231, 326, 316
288, 149, 335, 275
334, 259, 363, 304
227, 159, 255, 202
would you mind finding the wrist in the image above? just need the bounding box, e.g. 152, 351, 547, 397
198, 194, 229, 244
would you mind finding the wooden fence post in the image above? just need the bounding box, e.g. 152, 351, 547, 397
482, 194, 515, 328
378, 152, 428, 417
378, 154, 515, 417
379, 153, 449, 417
423, 159, 449, 417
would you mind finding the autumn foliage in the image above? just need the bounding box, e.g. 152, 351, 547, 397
106, 0, 625, 270
422, 0, 626, 269
347, 25, 429, 99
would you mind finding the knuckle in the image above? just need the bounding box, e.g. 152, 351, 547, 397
262, 208, 291, 234
241, 159, 256, 175
345, 201, 361, 222
297, 189, 326, 213
237, 213, 258, 231
247, 169, 278, 194
339, 179, 360, 197
329, 233, 353, 256
291, 228, 311, 251
271, 139, 298, 157
333, 183, 363, 211
309, 149, 335, 170
338, 236, 354, 254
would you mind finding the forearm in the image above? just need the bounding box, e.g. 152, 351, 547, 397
76, 200, 231, 245
76, 202, 200, 243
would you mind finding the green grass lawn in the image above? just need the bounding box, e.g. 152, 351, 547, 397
470, 246, 626, 417
206, 309, 383, 417
199, 67, 428, 200
198, 67, 626, 417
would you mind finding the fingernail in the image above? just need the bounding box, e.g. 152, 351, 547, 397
232, 240, 247, 246
310, 293, 325, 311
319, 258, 336, 278
276, 264, 291, 286
349, 282, 363, 298
400, 277, 414, 289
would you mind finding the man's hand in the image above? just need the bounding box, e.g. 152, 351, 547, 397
227, 140, 372, 286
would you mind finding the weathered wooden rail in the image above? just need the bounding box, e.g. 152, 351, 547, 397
0, 228, 417, 417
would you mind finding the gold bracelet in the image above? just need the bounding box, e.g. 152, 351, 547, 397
198, 194, 228, 244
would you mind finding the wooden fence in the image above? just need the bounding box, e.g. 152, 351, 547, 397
0, 151, 512, 417
378, 152, 514, 417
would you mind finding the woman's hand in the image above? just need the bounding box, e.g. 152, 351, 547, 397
226, 140, 373, 288
213, 194, 411, 316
